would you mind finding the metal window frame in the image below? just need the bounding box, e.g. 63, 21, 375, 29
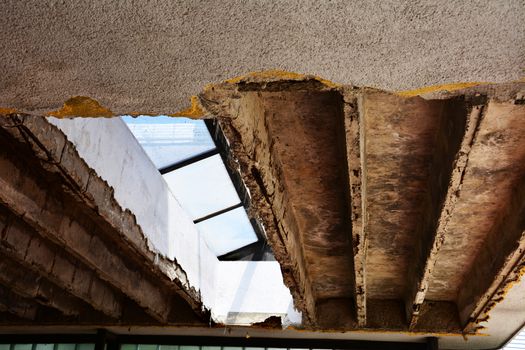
153, 117, 271, 261
0, 330, 438, 350
159, 149, 220, 174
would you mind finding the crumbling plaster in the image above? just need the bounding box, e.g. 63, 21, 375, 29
1, 0, 524, 116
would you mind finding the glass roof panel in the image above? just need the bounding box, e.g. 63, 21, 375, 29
162, 154, 241, 220
122, 116, 215, 169
196, 207, 258, 256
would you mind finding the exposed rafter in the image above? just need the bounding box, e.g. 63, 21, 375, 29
405, 99, 485, 328
455, 102, 525, 331
0, 159, 171, 321
0, 209, 123, 319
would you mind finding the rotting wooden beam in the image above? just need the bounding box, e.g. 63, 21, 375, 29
343, 91, 368, 326
200, 90, 323, 325
462, 241, 525, 333
456, 103, 525, 331
405, 99, 485, 328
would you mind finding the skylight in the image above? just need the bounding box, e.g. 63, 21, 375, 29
163, 154, 240, 221
197, 206, 258, 256
123, 116, 271, 260
123, 116, 215, 170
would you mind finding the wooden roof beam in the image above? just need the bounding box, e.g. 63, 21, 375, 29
405, 98, 485, 328
456, 102, 525, 332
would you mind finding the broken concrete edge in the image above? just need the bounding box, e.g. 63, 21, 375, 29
222, 69, 342, 89
1, 70, 522, 118
198, 86, 316, 326
199, 97, 313, 325
0, 95, 205, 119
0, 115, 210, 322
412, 81, 525, 102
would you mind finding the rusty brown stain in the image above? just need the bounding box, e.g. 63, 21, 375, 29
168, 95, 206, 118
0, 108, 18, 114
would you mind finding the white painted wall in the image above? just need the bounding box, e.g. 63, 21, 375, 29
48, 117, 300, 326
48, 116, 218, 310
49, 117, 170, 253
214, 261, 301, 326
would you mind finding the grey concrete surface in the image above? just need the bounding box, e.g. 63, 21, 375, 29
0, 0, 524, 115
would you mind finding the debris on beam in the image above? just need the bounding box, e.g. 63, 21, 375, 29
343, 91, 368, 326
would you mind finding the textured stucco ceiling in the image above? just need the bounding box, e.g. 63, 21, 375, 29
0, 0, 524, 115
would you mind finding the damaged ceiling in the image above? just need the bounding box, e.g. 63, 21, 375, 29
1, 0, 525, 348
1, 78, 524, 350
